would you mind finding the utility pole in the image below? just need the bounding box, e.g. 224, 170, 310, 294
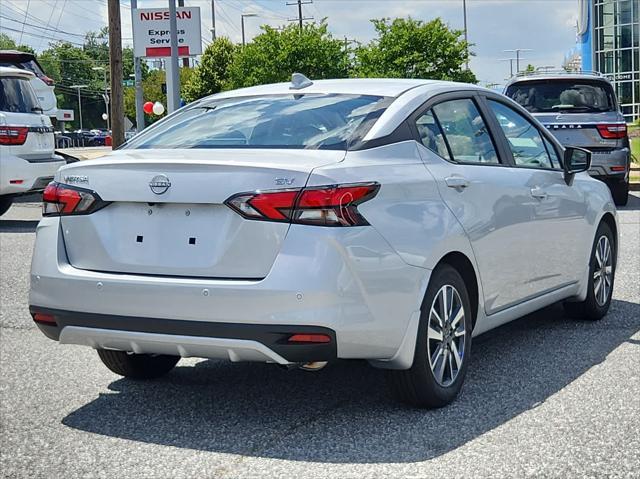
167, 0, 181, 113
69, 85, 87, 130
462, 0, 469, 70
130, 0, 144, 132
504, 48, 533, 74
211, 0, 216, 40
178, 0, 189, 67
499, 58, 516, 78
107, 0, 124, 147
286, 0, 313, 32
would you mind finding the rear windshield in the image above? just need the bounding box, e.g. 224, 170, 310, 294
124, 94, 391, 150
0, 76, 39, 113
505, 80, 616, 113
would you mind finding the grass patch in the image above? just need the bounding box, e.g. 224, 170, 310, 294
631, 137, 640, 164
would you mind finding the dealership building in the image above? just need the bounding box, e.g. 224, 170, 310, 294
578, 0, 640, 121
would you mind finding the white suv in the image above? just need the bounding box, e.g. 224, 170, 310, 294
0, 67, 65, 215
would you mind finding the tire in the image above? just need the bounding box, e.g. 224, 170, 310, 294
0, 197, 13, 216
563, 221, 615, 321
97, 349, 179, 379
389, 264, 473, 408
610, 179, 629, 207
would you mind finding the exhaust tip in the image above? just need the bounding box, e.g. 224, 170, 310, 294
299, 361, 328, 372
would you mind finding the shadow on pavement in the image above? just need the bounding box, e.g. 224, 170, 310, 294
0, 220, 39, 233
619, 190, 640, 210
62, 299, 640, 463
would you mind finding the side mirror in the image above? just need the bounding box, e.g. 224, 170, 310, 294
563, 146, 591, 185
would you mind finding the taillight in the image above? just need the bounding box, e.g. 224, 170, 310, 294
42, 182, 107, 217
225, 183, 379, 227
0, 126, 28, 145
596, 123, 627, 139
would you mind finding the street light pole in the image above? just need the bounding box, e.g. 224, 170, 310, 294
93, 66, 109, 129
241, 13, 257, 46
463, 0, 469, 70
131, 0, 145, 132
167, 0, 180, 113
211, 0, 216, 40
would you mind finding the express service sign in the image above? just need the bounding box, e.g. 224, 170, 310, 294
132, 7, 202, 58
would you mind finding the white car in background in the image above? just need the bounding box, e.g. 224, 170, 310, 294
0, 50, 58, 116
0, 67, 65, 215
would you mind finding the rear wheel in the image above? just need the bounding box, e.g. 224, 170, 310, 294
0, 197, 13, 216
97, 349, 180, 379
610, 179, 629, 207
389, 264, 473, 408
564, 222, 615, 321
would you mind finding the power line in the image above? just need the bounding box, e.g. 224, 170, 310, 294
18, 0, 30, 44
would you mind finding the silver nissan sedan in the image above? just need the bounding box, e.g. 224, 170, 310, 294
29, 76, 618, 408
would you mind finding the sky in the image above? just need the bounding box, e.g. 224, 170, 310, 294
0, 0, 581, 86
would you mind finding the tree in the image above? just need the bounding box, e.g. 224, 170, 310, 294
0, 33, 34, 53
353, 17, 476, 83
525, 64, 536, 73
182, 37, 235, 102
226, 21, 347, 89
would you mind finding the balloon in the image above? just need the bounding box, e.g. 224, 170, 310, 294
143, 101, 154, 114
152, 102, 165, 116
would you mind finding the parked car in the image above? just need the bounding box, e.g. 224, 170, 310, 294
0, 50, 57, 116
504, 71, 630, 206
0, 67, 65, 215
29, 77, 618, 408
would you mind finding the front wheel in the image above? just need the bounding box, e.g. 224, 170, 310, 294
564, 221, 615, 321
0, 197, 13, 216
97, 349, 180, 379
389, 264, 473, 408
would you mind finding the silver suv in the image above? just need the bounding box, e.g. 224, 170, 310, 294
505, 72, 630, 206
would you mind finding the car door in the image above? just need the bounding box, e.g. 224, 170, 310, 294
411, 93, 545, 315
480, 95, 590, 293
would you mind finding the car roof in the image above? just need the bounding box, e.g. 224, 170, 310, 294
0, 66, 35, 78
209, 78, 466, 99
506, 72, 613, 87
0, 50, 37, 61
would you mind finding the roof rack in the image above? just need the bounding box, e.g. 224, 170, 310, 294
513, 69, 604, 78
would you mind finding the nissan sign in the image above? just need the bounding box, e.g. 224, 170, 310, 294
132, 7, 202, 58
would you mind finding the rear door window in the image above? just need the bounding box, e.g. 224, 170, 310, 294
0, 76, 39, 113
488, 100, 556, 169
505, 79, 616, 113
431, 99, 500, 164
415, 110, 450, 159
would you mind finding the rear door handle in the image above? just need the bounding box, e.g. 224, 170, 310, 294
530, 186, 548, 199
445, 176, 470, 189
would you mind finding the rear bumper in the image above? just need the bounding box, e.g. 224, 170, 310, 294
29, 217, 430, 366
587, 147, 630, 181
0, 154, 64, 196
31, 307, 336, 364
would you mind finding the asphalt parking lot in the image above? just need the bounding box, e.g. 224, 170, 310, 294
1, 195, 639, 479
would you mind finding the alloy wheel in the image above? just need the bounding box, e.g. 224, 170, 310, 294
593, 235, 613, 306
427, 284, 466, 387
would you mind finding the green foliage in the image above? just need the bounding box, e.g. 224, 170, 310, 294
227, 22, 348, 89
525, 64, 536, 73
0, 33, 34, 53
182, 38, 236, 102
353, 17, 476, 83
